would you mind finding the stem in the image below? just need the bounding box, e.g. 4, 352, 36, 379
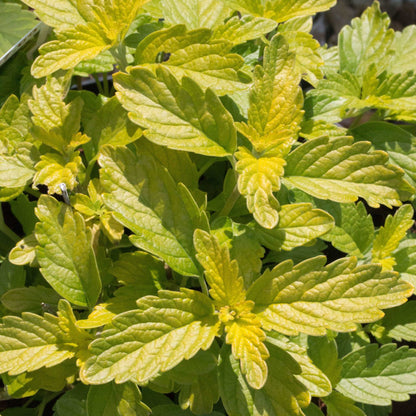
83, 158, 97, 187
197, 159, 216, 178
212, 183, 240, 220
37, 392, 61, 416
0, 204, 20, 243
198, 274, 209, 297
25, 186, 41, 199
92, 74, 104, 95
102, 72, 110, 97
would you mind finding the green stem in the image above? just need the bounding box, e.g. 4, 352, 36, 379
92, 74, 104, 95
25, 186, 41, 199
212, 183, 240, 220
0, 204, 20, 243
83, 158, 97, 187
37, 392, 61, 416
198, 274, 209, 297
197, 159, 216, 178
102, 72, 110, 97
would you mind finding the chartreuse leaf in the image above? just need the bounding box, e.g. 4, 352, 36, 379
134, 25, 247, 95
267, 334, 332, 397
81, 289, 219, 384
219, 343, 310, 416
83, 96, 142, 160
247, 256, 413, 336
0, 300, 81, 375
283, 136, 413, 208
31, 24, 111, 78
338, 2, 394, 77
254, 203, 334, 251
389, 25, 416, 74
319, 201, 374, 257
211, 217, 264, 288
236, 34, 303, 228
35, 195, 101, 308
194, 229, 245, 307
351, 122, 416, 189
3, 359, 77, 398
0, 2, 38, 57
336, 343, 416, 406
87, 382, 150, 416
77, 251, 166, 328
29, 0, 151, 77
9, 234, 38, 267
20, 0, 86, 30
0, 142, 37, 188
393, 238, 416, 287
212, 15, 277, 45
278, 17, 323, 86
160, 0, 231, 30
372, 204, 414, 270
114, 66, 236, 156
99, 144, 208, 276
222, 0, 336, 23
194, 230, 269, 389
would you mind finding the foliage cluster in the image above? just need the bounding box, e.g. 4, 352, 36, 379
1, 0, 416, 415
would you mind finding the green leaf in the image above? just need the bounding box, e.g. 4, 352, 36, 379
81, 289, 219, 384
0, 3, 38, 57
99, 144, 208, 276
1, 286, 60, 314
212, 15, 277, 45
160, 0, 231, 29
380, 300, 416, 342
87, 382, 150, 416
235, 34, 303, 228
267, 334, 332, 397
372, 204, 414, 270
283, 136, 413, 208
337, 343, 416, 406
0, 309, 76, 375
218, 344, 310, 416
35, 195, 101, 308
168, 350, 219, 414
351, 122, 416, 189
247, 256, 413, 336
307, 336, 342, 386
393, 238, 416, 287
83, 96, 142, 160
54, 383, 88, 416
338, 2, 394, 77
222, 0, 336, 23
9, 194, 37, 235
194, 229, 245, 306
254, 203, 334, 251
324, 391, 366, 416
135, 25, 247, 95
319, 201, 374, 257
114, 66, 237, 156
0, 259, 26, 298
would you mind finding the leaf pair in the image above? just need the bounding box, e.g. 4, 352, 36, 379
24, 0, 151, 77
